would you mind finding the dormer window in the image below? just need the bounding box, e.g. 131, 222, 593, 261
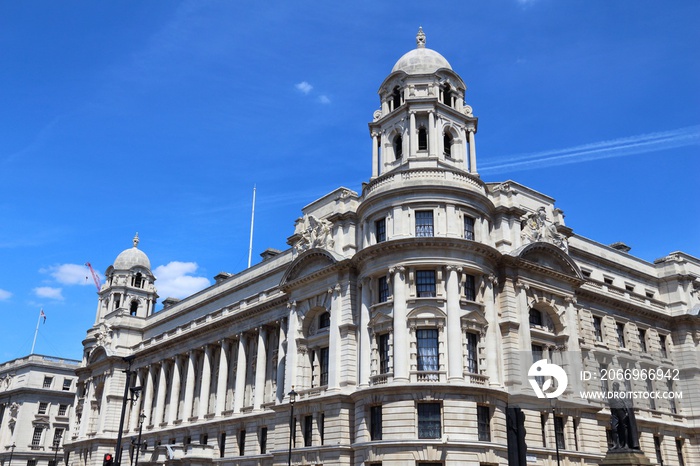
393, 135, 403, 159
418, 127, 428, 151
391, 86, 402, 111
443, 132, 453, 157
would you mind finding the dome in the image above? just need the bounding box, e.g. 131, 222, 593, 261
391, 28, 452, 75
113, 233, 151, 270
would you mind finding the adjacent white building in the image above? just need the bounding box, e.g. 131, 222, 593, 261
0, 355, 80, 466
64, 29, 700, 466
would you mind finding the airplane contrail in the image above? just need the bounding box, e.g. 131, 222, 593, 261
480, 125, 700, 174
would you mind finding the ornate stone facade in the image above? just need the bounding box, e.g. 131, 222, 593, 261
64, 30, 700, 466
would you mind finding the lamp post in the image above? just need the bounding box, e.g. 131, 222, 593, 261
130, 412, 146, 466
114, 356, 137, 466
51, 439, 61, 466
7, 443, 16, 466
287, 387, 297, 466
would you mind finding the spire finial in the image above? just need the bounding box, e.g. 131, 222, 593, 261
416, 27, 426, 48
133, 232, 140, 248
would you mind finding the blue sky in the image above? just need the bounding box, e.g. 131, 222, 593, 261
1, 1, 698, 361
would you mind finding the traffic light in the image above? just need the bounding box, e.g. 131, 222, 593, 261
103, 453, 114, 466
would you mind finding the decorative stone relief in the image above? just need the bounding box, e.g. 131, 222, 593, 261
521, 207, 569, 252
293, 214, 335, 253
94, 322, 113, 350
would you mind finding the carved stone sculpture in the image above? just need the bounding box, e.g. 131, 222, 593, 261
608, 382, 640, 451
520, 207, 569, 252
293, 214, 335, 254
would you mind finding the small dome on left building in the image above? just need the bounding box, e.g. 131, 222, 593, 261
113, 233, 151, 270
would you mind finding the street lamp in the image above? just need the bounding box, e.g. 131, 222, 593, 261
52, 439, 61, 466
287, 387, 297, 466
7, 443, 16, 466
130, 412, 146, 466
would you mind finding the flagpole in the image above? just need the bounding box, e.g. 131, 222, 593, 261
30, 310, 42, 355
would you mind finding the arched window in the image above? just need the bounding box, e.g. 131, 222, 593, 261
133, 272, 143, 288
393, 135, 403, 159
418, 127, 428, 151
529, 309, 543, 327
442, 84, 452, 106
443, 132, 453, 157
391, 87, 402, 111
130, 300, 139, 316
319, 311, 331, 329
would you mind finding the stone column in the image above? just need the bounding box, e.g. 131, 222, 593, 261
328, 285, 342, 390
371, 132, 379, 178
446, 266, 463, 382
142, 366, 155, 426
484, 274, 501, 386
409, 112, 416, 157
276, 319, 287, 403
516, 280, 533, 388
468, 129, 477, 174
215, 339, 230, 416
391, 266, 409, 382
168, 356, 181, 424
198, 345, 212, 419
565, 296, 584, 394
78, 380, 92, 437
428, 111, 436, 156
233, 334, 248, 413
182, 351, 196, 422
284, 303, 298, 398
154, 363, 167, 426
359, 278, 372, 387
253, 327, 268, 410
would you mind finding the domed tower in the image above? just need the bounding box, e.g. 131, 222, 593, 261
368, 27, 479, 179
95, 233, 158, 324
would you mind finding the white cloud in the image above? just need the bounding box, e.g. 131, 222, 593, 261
34, 287, 64, 300
41, 263, 101, 286
0, 289, 11, 300
153, 261, 211, 299
295, 81, 313, 94
318, 95, 331, 104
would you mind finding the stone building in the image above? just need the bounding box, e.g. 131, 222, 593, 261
0, 355, 80, 466
65, 30, 700, 466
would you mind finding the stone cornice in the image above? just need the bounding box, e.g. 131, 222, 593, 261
353, 237, 501, 266
575, 285, 671, 321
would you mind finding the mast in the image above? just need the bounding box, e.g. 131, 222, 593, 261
248, 185, 256, 268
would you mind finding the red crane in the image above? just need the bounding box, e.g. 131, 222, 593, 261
85, 262, 102, 292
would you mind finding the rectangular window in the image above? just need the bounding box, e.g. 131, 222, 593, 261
62, 378, 72, 391
319, 413, 324, 445
200, 434, 208, 445
668, 380, 677, 413
466, 332, 479, 374
219, 433, 226, 458
370, 405, 382, 441
616, 322, 626, 348
593, 316, 603, 342
601, 364, 609, 393
416, 270, 436, 297
417, 403, 441, 439
238, 430, 245, 456
654, 436, 663, 465
43, 377, 53, 388
52, 428, 64, 446
541, 414, 547, 447
604, 276, 614, 285
464, 216, 475, 240
378, 333, 390, 375
58, 404, 68, 416
554, 416, 566, 450
638, 329, 647, 352
319, 347, 329, 386
259, 427, 267, 454
27, 461, 37, 466
676, 438, 685, 466
417, 329, 439, 372
532, 345, 544, 385
375, 218, 386, 243
378, 277, 389, 303
38, 402, 48, 415
647, 378, 656, 410
659, 335, 668, 358
32, 426, 43, 446
477, 405, 491, 442
415, 211, 434, 237
303, 415, 313, 447
464, 274, 476, 301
